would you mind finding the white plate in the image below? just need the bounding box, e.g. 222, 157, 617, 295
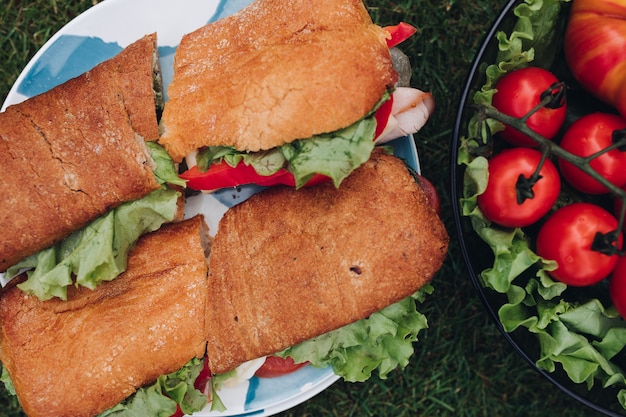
2, 0, 421, 415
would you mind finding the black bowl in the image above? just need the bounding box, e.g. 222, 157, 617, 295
450, 0, 626, 415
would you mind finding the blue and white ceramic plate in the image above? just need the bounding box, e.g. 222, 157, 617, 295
2, 0, 421, 415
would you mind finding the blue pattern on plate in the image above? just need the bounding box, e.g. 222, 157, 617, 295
211, 0, 253, 21
16, 0, 254, 99
17, 35, 122, 97
211, 185, 266, 208
246, 365, 337, 410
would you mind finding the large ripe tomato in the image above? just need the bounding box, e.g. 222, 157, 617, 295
254, 356, 308, 378
536, 203, 623, 286
564, 0, 626, 118
610, 256, 626, 319
558, 112, 626, 195
477, 148, 560, 228
492, 67, 567, 147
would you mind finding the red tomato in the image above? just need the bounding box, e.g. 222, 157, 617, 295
477, 148, 560, 228
610, 256, 626, 319
254, 356, 308, 378
558, 112, 626, 194
564, 0, 626, 118
536, 203, 623, 286
492, 67, 567, 147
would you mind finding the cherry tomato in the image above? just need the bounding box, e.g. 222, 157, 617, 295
610, 256, 626, 319
477, 148, 561, 228
558, 112, 626, 194
536, 203, 623, 286
492, 67, 567, 147
254, 356, 308, 378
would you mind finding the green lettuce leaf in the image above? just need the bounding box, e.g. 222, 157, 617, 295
147, 141, 187, 187
0, 365, 16, 396
277, 285, 433, 382
7, 187, 180, 300
281, 117, 377, 188
97, 357, 207, 417
458, 0, 626, 411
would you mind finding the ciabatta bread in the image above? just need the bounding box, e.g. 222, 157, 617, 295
204, 150, 448, 374
0, 33, 162, 271
159, 0, 397, 161
0, 216, 210, 417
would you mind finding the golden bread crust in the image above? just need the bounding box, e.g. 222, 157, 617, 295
0, 216, 209, 417
205, 150, 449, 374
159, 0, 397, 161
0, 34, 161, 271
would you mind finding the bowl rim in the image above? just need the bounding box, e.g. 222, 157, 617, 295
449, 0, 625, 415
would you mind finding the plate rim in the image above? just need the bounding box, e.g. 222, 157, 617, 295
2, 0, 423, 416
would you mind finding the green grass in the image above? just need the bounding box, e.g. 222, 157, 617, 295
0, 1, 611, 416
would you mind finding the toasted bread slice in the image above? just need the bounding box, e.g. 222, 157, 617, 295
159, 0, 397, 161
0, 216, 210, 417
0, 33, 162, 271
205, 150, 448, 374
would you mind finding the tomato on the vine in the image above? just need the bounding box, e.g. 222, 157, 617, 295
558, 112, 626, 195
492, 67, 567, 147
536, 203, 623, 286
477, 147, 560, 228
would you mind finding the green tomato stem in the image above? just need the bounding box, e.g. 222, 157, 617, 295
474, 89, 626, 255
478, 105, 626, 199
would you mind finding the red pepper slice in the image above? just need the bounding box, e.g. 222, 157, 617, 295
180, 161, 330, 191
374, 94, 393, 139
254, 356, 309, 378
384, 22, 417, 48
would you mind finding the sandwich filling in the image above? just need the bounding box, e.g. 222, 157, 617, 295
185, 91, 391, 190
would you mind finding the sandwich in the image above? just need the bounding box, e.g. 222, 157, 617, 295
0, 33, 185, 300
205, 150, 449, 376
0, 150, 448, 417
158, 0, 435, 192
0, 216, 210, 417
